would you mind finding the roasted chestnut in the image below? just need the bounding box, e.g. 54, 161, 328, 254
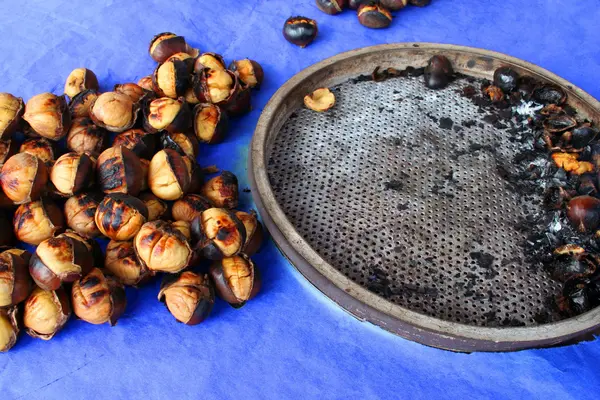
493, 67, 519, 93
184, 87, 200, 105
133, 220, 192, 273
29, 234, 93, 291
483, 85, 505, 103
113, 129, 157, 159
149, 32, 188, 63
58, 231, 104, 269
316, 0, 346, 15
19, 138, 56, 168
409, 0, 430, 5
64, 68, 99, 99
114, 83, 147, 104
193, 69, 239, 106
567, 195, 600, 232
228, 59, 264, 89
148, 149, 191, 200
95, 193, 148, 241
358, 4, 393, 29
152, 59, 189, 99
380, 0, 408, 11
560, 278, 591, 315
64, 192, 103, 238
283, 17, 318, 48
424, 55, 454, 90
200, 171, 239, 208
160, 131, 199, 159
533, 84, 567, 105
158, 271, 214, 325
193, 52, 226, 73
0, 211, 13, 246
50, 152, 95, 196
349, 0, 369, 9
69, 89, 99, 119
570, 125, 599, 150
543, 115, 577, 133
14, 197, 64, 244
172, 220, 191, 241
193, 103, 228, 144
0, 306, 18, 352
304, 88, 336, 112
0, 138, 18, 168
65, 117, 108, 157
0, 152, 48, 204
138, 191, 169, 221
210, 254, 261, 308
191, 208, 246, 260
23, 286, 70, 340
0, 250, 31, 306
143, 97, 191, 134
172, 194, 213, 222
3, 248, 32, 266
71, 268, 127, 325
550, 247, 596, 282
96, 146, 144, 196
235, 211, 264, 256
22, 93, 70, 140
105, 240, 152, 286
90, 92, 139, 133
137, 75, 154, 92
0, 93, 24, 140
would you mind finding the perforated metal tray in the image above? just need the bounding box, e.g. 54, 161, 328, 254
249, 43, 600, 352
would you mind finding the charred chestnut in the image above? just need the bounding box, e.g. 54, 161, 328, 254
200, 171, 239, 208
0, 152, 48, 204
172, 194, 213, 222
358, 4, 393, 29
66, 117, 108, 157
560, 278, 591, 315
424, 55, 453, 90
493, 67, 519, 93
50, 152, 95, 196
194, 53, 226, 73
191, 208, 246, 260
0, 93, 24, 140
304, 88, 336, 112
105, 240, 152, 286
148, 149, 191, 200
23, 286, 70, 340
95, 193, 148, 241
143, 97, 191, 134
228, 59, 264, 89
113, 129, 157, 160
152, 59, 189, 99
543, 115, 577, 133
567, 195, 600, 232
235, 211, 264, 256
570, 125, 599, 150
134, 220, 192, 273
71, 268, 126, 325
22, 93, 70, 140
14, 197, 64, 244
64, 192, 103, 238
138, 191, 169, 221
380, 0, 408, 10
0, 306, 19, 352
193, 103, 228, 144
316, 0, 346, 15
69, 89, 99, 119
90, 92, 139, 133
64, 68, 99, 99
283, 17, 318, 48
20, 138, 57, 166
96, 146, 144, 196
0, 250, 31, 306
160, 131, 199, 159
149, 32, 188, 63
533, 84, 567, 105
0, 138, 17, 168
550, 247, 596, 283
137, 75, 154, 92
483, 85, 504, 103
114, 83, 147, 104
210, 254, 261, 308
158, 271, 214, 325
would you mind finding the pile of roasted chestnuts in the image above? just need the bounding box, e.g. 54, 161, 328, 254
0, 32, 265, 352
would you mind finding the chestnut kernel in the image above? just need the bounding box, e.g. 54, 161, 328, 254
64, 192, 103, 238
193, 52, 226, 73
0, 138, 18, 168
143, 97, 191, 134
191, 208, 246, 260
210, 254, 261, 308
22, 93, 71, 140
64, 68, 99, 99
69, 89, 99, 119
0, 152, 48, 204
113, 129, 157, 160
66, 117, 108, 157
358, 4, 393, 29
96, 146, 144, 196
380, 0, 408, 11
493, 67, 519, 93
193, 103, 228, 144
235, 210, 264, 256
149, 32, 188, 63
184, 87, 200, 105
228, 59, 264, 89
105, 240, 152, 286
172, 194, 213, 222
71, 268, 127, 326
551, 152, 594, 175
567, 195, 600, 232
160, 131, 199, 159
138, 191, 169, 221
571, 125, 599, 150
14, 197, 65, 245
148, 149, 191, 200
90, 92, 139, 133
0, 93, 24, 140
137, 75, 154, 92
200, 171, 239, 209
0, 306, 19, 352
50, 152, 95, 196
316, 0, 346, 15
283, 16, 318, 48
152, 59, 190, 99
483, 85, 505, 103
23, 286, 71, 340
114, 83, 147, 104
0, 250, 31, 307
193, 69, 238, 106
304, 88, 336, 112
20, 137, 57, 167
95, 193, 148, 241
134, 220, 192, 273
158, 271, 214, 325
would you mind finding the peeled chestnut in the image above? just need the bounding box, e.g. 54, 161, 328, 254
50, 152, 95, 196
0, 93, 24, 140
114, 83, 146, 104
13, 197, 65, 244
137, 75, 154, 92
172, 194, 213, 222
0, 306, 18, 352
184, 87, 200, 105
201, 171, 239, 208
90, 92, 139, 133
22, 93, 70, 140
172, 220, 191, 241
148, 149, 191, 200
380, 0, 408, 11
139, 191, 169, 221
424, 55, 454, 90
143, 97, 191, 134
0, 152, 48, 204
533, 84, 567, 105
23, 286, 70, 340
29, 235, 93, 291
193, 103, 228, 144
304, 88, 336, 112
64, 68, 99, 99
152, 59, 189, 99
358, 4, 393, 29
96, 146, 144, 196
158, 271, 214, 325
283, 17, 318, 48
149, 32, 188, 63
64, 192, 103, 238
65, 117, 108, 157
113, 129, 157, 160
193, 52, 226, 73
409, 0, 430, 5
134, 220, 192, 273
483, 85, 505, 103
316, 0, 346, 15
210, 254, 261, 308
0, 138, 17, 168
493, 67, 519, 93
567, 196, 600, 232
235, 211, 264, 256
69, 89, 99, 119
105, 240, 152, 286
20, 137, 58, 166
191, 208, 246, 260
193, 69, 238, 105
72, 268, 126, 325
95, 193, 148, 240
161, 131, 199, 159
0, 250, 31, 306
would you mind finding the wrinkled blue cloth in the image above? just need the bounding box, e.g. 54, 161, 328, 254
1, 1, 600, 399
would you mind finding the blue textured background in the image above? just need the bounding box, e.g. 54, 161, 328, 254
1, 1, 600, 399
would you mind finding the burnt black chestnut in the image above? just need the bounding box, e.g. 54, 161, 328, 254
493, 67, 519, 93
424, 55, 453, 90
283, 17, 318, 48
533, 84, 567, 105
357, 4, 393, 29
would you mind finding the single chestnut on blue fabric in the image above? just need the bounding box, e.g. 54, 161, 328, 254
283, 16, 318, 48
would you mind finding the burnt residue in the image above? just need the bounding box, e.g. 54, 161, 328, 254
439, 117, 454, 130
384, 180, 403, 191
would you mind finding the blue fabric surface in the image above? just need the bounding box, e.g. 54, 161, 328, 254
1, 0, 600, 399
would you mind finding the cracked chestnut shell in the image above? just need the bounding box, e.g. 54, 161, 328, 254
96, 146, 144, 196
200, 171, 239, 209
167, 52, 195, 72
64, 192, 102, 238
493, 67, 519, 93
23, 93, 70, 140
20, 138, 57, 167
158, 271, 214, 325
149, 32, 188, 63
90, 92, 139, 133
424, 55, 454, 90
71, 268, 127, 325
483, 85, 505, 103
0, 152, 48, 204
172, 194, 213, 222
50, 152, 95, 197
193, 69, 239, 106
235, 210, 264, 256
210, 254, 261, 308
29, 234, 93, 291
0, 93, 24, 140
193, 52, 226, 73
105, 240, 152, 286
69, 89, 99, 119
143, 97, 191, 134
358, 4, 393, 29
140, 158, 150, 191
66, 117, 108, 157
316, 0, 346, 15
0, 211, 13, 246
224, 80, 252, 117
160, 131, 199, 159
137, 75, 154, 92
114, 83, 147, 104
283, 16, 318, 48
172, 220, 191, 241
533, 84, 567, 105
191, 208, 246, 260
567, 195, 600, 232
23, 286, 70, 340
95, 193, 148, 241
14, 197, 64, 244
0, 306, 19, 352
152, 59, 189, 99
0, 250, 31, 307
58, 231, 104, 270
64, 68, 99, 99
229, 59, 264, 89
543, 115, 577, 133
138, 191, 169, 221
193, 103, 228, 144
134, 220, 192, 273
380, 0, 408, 11
113, 129, 157, 160
148, 149, 191, 200
0, 138, 18, 168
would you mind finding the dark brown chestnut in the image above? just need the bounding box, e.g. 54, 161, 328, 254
543, 115, 577, 133
0, 93, 24, 140
66, 117, 108, 157
193, 103, 228, 144
72, 268, 127, 325
20, 137, 58, 166
210, 254, 261, 308
143, 97, 191, 134
224, 81, 252, 117
235, 210, 264, 256
64, 192, 103, 238
483, 85, 505, 103
567, 195, 600, 232
172, 194, 213, 222
114, 83, 147, 104
570, 125, 599, 150
193, 53, 227, 73
316, 0, 346, 15
50, 152, 95, 196
380, 0, 408, 11
0, 211, 13, 246
493, 67, 519, 93
23, 286, 70, 340
69, 89, 99, 119
134, 220, 192, 273
283, 16, 318, 48
22, 93, 71, 140
113, 129, 157, 160
533, 84, 567, 105
358, 4, 393, 29
14, 197, 65, 245
96, 146, 144, 196
191, 208, 246, 260
424, 55, 454, 90
138, 191, 169, 221
0, 306, 19, 352
105, 240, 152, 286
90, 92, 140, 133
0, 152, 48, 204
200, 171, 239, 209
152, 59, 189, 99
148, 149, 191, 200
158, 271, 214, 325
0, 138, 18, 168
228, 59, 264, 89
0, 250, 31, 307
58, 231, 104, 270
95, 193, 148, 241
160, 131, 199, 160
149, 32, 188, 63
